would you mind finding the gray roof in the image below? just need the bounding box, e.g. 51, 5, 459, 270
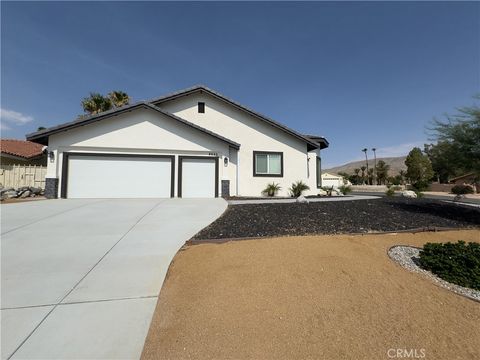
149, 85, 327, 151
26, 102, 240, 149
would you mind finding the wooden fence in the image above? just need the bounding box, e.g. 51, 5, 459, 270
0, 164, 47, 189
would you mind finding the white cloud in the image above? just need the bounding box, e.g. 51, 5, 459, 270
0, 108, 34, 127
375, 141, 426, 158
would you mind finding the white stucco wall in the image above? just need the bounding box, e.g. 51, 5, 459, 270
157, 92, 321, 196
46, 108, 232, 197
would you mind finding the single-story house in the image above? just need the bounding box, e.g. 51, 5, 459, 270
26, 85, 328, 199
321, 172, 347, 188
449, 173, 479, 193
0, 139, 47, 166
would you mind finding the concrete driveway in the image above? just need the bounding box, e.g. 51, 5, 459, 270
1, 198, 227, 359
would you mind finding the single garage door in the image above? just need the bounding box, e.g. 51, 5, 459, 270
64, 154, 173, 198
179, 157, 218, 198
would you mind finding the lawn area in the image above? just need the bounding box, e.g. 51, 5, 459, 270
194, 198, 480, 240
142, 230, 480, 360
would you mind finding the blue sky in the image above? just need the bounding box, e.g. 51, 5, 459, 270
1, 1, 478, 167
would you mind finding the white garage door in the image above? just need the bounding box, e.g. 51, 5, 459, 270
66, 155, 172, 198
180, 158, 217, 198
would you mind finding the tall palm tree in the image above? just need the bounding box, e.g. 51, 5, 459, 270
362, 148, 369, 174
372, 148, 377, 184
108, 91, 130, 108
81, 93, 112, 115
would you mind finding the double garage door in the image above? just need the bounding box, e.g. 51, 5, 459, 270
63, 153, 218, 199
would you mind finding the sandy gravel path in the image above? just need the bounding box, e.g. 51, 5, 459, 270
142, 230, 480, 360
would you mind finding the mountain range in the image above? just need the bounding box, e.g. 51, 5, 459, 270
324, 156, 407, 176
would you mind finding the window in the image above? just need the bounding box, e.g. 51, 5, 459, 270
253, 151, 283, 177
198, 102, 205, 113
316, 156, 322, 188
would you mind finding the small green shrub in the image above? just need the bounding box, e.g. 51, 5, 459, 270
419, 241, 480, 290
451, 184, 474, 195
415, 190, 424, 198
289, 180, 310, 197
385, 187, 395, 197
412, 180, 430, 192
321, 186, 334, 196
338, 185, 352, 195
261, 182, 281, 197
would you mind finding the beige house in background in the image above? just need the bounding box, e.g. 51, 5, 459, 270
26, 85, 329, 199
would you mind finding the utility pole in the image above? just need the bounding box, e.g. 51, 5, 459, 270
372, 148, 377, 185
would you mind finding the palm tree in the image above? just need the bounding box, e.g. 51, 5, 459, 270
362, 148, 369, 175
108, 91, 130, 108
81, 93, 112, 115
367, 168, 374, 185
360, 165, 367, 184
372, 148, 377, 184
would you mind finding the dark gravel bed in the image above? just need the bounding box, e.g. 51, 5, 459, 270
193, 198, 480, 240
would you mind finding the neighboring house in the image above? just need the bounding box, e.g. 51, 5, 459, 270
0, 139, 47, 166
321, 172, 347, 188
26, 85, 329, 199
449, 173, 479, 193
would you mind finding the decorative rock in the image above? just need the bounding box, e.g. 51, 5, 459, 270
2, 191, 18, 199
317, 189, 327, 196
20, 190, 31, 198
0, 187, 15, 195
401, 190, 417, 198
29, 187, 42, 195
296, 195, 309, 204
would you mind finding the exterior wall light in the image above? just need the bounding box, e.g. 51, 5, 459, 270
48, 151, 55, 162
224, 157, 228, 166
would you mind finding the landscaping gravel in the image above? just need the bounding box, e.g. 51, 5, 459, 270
388, 245, 480, 302
193, 197, 480, 240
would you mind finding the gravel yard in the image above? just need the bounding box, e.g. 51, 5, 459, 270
193, 198, 480, 240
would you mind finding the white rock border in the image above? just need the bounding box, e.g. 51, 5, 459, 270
388, 245, 480, 302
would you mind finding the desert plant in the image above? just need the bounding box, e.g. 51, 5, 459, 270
451, 184, 474, 195
385, 187, 395, 197
289, 180, 310, 197
338, 185, 351, 195
419, 241, 480, 290
261, 182, 281, 197
321, 186, 335, 196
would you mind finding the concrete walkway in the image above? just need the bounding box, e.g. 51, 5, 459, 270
1, 198, 227, 359
228, 194, 380, 205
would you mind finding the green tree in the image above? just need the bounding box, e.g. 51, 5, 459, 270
81, 92, 112, 115
375, 160, 390, 185
360, 166, 366, 184
405, 147, 434, 190
427, 96, 480, 182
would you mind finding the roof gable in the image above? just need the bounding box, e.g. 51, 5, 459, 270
150, 85, 326, 151
26, 102, 240, 149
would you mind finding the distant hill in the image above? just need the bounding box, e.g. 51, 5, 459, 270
325, 156, 407, 176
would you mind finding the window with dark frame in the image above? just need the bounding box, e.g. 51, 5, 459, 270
198, 102, 205, 113
316, 156, 322, 188
253, 151, 283, 177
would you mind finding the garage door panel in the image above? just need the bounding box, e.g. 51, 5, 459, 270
180, 158, 216, 198
66, 155, 172, 198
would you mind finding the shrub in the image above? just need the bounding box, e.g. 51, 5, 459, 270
385, 187, 395, 197
338, 185, 352, 195
412, 180, 430, 192
451, 184, 474, 195
415, 190, 424, 198
419, 241, 480, 290
289, 180, 310, 197
321, 186, 334, 196
261, 182, 281, 197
